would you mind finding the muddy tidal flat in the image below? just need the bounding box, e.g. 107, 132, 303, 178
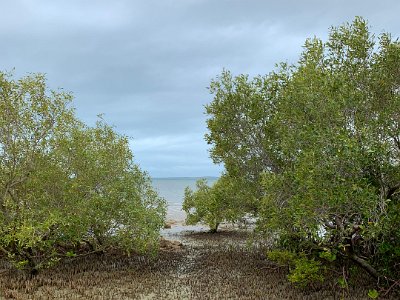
0, 226, 396, 299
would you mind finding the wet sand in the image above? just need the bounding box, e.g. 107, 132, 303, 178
0, 224, 396, 299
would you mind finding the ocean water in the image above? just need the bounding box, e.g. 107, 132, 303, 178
151, 177, 218, 222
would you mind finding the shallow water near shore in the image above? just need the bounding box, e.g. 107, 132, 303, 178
152, 177, 215, 237
151, 177, 218, 222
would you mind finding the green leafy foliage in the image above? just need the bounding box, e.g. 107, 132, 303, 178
368, 289, 379, 299
0, 72, 166, 272
287, 257, 324, 287
205, 17, 400, 286
267, 250, 324, 287
266, 250, 296, 266
205, 69, 286, 213
319, 250, 337, 262
337, 276, 348, 289
182, 175, 250, 232
66, 251, 76, 258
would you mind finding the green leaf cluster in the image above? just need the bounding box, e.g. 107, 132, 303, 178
182, 175, 252, 232
267, 250, 324, 287
0, 72, 166, 273
368, 289, 379, 299
205, 17, 400, 285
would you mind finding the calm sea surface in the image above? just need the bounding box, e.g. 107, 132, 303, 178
151, 177, 218, 221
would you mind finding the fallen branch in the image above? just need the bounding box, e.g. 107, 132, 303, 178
350, 253, 378, 279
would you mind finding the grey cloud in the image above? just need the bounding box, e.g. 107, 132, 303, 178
1, 0, 399, 176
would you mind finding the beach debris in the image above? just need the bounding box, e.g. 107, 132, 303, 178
160, 237, 184, 251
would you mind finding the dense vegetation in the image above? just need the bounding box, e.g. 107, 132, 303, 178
0, 72, 166, 274
186, 17, 400, 292
183, 174, 254, 232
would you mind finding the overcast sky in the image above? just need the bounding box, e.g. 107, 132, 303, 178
1, 1, 399, 177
